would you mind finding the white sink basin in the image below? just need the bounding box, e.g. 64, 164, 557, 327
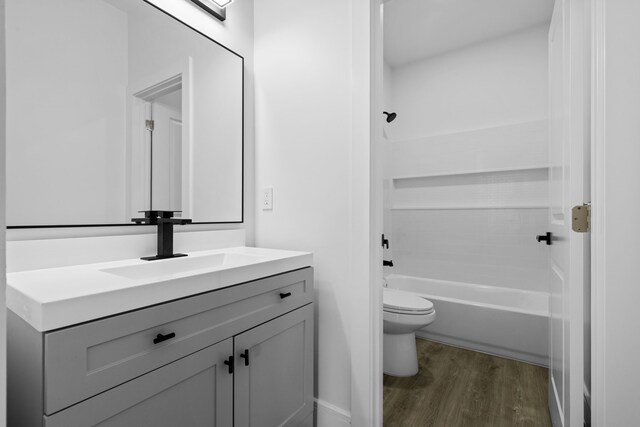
7, 246, 312, 332
101, 253, 266, 280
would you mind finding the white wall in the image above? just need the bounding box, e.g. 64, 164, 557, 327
384, 26, 549, 294
592, 1, 640, 425
254, 0, 371, 424
389, 25, 549, 141
7, 0, 255, 244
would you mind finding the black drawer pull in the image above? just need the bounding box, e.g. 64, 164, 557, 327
240, 349, 250, 366
279, 292, 292, 299
153, 332, 176, 344
224, 356, 234, 374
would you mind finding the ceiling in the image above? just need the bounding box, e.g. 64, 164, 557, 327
383, 0, 554, 67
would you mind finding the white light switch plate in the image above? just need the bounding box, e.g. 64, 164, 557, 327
262, 187, 273, 210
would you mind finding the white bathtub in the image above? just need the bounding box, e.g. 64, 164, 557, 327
385, 274, 549, 366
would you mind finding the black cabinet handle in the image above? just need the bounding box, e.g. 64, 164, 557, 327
223, 356, 234, 374
536, 232, 552, 245
279, 292, 292, 299
240, 349, 250, 366
153, 332, 176, 344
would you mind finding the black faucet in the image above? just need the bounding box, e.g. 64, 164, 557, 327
383, 260, 394, 267
132, 210, 192, 261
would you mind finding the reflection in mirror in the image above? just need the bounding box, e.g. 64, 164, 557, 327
6, 0, 243, 227
150, 88, 183, 213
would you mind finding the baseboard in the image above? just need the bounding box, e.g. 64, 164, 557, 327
314, 399, 351, 427
416, 331, 548, 367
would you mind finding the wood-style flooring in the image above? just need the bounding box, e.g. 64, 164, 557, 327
383, 339, 552, 427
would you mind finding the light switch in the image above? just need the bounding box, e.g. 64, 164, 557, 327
262, 187, 273, 210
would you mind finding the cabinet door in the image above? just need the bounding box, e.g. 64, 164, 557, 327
234, 304, 314, 427
44, 339, 233, 427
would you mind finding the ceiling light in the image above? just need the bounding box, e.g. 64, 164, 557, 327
191, 0, 233, 22
211, 0, 234, 7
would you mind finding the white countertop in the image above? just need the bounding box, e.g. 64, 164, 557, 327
7, 246, 313, 332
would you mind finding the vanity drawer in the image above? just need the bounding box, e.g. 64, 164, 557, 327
43, 267, 313, 415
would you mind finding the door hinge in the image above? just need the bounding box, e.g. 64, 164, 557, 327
145, 119, 155, 132
572, 203, 591, 233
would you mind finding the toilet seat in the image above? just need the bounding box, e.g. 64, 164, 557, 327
383, 288, 434, 315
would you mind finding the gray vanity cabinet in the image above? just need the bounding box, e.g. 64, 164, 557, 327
234, 304, 314, 427
44, 339, 234, 427
8, 267, 314, 427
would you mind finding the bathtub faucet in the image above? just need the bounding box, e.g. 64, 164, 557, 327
383, 260, 394, 267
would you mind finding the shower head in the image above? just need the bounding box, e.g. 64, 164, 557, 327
383, 111, 397, 123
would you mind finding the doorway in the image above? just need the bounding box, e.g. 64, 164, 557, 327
374, 1, 591, 426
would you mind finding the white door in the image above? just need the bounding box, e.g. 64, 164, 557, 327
547, 1, 590, 426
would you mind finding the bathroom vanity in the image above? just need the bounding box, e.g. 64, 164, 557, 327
7, 247, 314, 427
4, 0, 315, 424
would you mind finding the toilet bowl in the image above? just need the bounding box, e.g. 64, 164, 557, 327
383, 288, 436, 377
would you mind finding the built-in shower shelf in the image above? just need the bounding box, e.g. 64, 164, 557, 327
391, 165, 549, 182
389, 120, 549, 179
390, 204, 549, 211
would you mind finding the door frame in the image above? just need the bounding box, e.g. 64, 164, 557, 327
583, 0, 640, 425
590, 0, 604, 420
362, 0, 384, 426
350, 0, 383, 425
587, 0, 640, 423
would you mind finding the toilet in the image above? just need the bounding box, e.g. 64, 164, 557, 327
383, 288, 436, 377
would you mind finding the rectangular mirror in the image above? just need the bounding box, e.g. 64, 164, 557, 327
5, 0, 244, 227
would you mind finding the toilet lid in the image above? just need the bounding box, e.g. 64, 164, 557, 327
383, 288, 434, 314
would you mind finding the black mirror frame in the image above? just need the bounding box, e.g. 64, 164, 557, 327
8, 0, 245, 229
